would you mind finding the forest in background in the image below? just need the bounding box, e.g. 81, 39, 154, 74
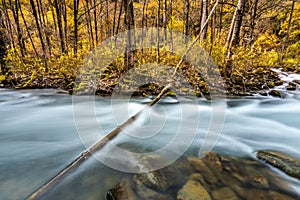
0, 0, 299, 96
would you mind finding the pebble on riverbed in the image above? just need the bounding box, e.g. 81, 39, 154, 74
106, 152, 299, 200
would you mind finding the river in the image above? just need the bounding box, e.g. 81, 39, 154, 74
1, 89, 300, 199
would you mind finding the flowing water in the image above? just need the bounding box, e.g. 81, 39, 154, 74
1, 89, 300, 199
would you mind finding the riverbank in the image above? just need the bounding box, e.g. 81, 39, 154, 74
1, 65, 299, 98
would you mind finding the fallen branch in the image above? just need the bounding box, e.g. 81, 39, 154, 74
26, 85, 172, 200
26, 1, 219, 199
26, 108, 143, 200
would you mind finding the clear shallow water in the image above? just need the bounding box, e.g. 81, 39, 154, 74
1, 89, 300, 199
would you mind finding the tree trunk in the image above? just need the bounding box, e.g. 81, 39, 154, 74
225, 9, 236, 48
62, 0, 68, 52
249, 0, 258, 47
227, 0, 246, 49
169, 0, 173, 50
184, 0, 190, 43
53, 0, 66, 53
84, 0, 94, 49
106, 0, 110, 38
225, 0, 247, 79
163, 0, 167, 42
141, 0, 148, 50
123, 0, 136, 72
30, 0, 48, 67
200, 0, 208, 41
50, 0, 57, 33
73, 0, 79, 55
112, 0, 118, 36
99, 1, 103, 40
115, 0, 123, 36
0, 11, 7, 74
9, 0, 26, 57
2, 1, 16, 50
18, 0, 38, 57
37, 0, 51, 56
157, 0, 160, 62
218, 0, 223, 36
199, 0, 203, 30
209, 6, 216, 55
281, 0, 296, 53
141, 0, 148, 29
93, 0, 98, 44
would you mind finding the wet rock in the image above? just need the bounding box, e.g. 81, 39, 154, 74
133, 155, 194, 200
268, 191, 297, 200
106, 179, 138, 200
269, 90, 283, 98
231, 185, 247, 198
275, 80, 284, 86
201, 153, 297, 196
177, 175, 211, 200
287, 82, 297, 90
294, 80, 300, 85
259, 91, 268, 96
242, 158, 294, 194
244, 189, 297, 200
107, 152, 299, 200
245, 189, 272, 200
55, 89, 69, 94
133, 157, 194, 192
106, 178, 174, 200
134, 177, 174, 200
201, 153, 242, 187
250, 174, 269, 189
211, 187, 238, 200
187, 157, 218, 186
188, 173, 207, 189
257, 150, 300, 180
268, 81, 275, 88
262, 168, 296, 195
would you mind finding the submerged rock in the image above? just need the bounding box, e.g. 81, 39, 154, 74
244, 189, 296, 200
212, 187, 238, 200
133, 157, 193, 192
187, 157, 218, 187
257, 150, 300, 180
177, 174, 211, 200
106, 152, 299, 200
133, 178, 174, 200
106, 179, 138, 200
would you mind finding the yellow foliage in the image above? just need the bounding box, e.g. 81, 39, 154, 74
0, 75, 5, 82
254, 34, 280, 51
1, 0, 300, 90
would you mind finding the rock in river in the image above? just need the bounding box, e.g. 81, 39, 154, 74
177, 174, 211, 200
106, 152, 299, 200
257, 150, 300, 180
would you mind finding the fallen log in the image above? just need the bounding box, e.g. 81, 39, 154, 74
26, 1, 219, 198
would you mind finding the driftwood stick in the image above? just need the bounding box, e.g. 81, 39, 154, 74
26, 84, 172, 200
26, 112, 141, 199
173, 0, 219, 76
26, 2, 219, 199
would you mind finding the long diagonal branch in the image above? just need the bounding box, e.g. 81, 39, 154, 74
26, 1, 219, 199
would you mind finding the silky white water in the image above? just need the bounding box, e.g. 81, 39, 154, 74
1, 89, 300, 199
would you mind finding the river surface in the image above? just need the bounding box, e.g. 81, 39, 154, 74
1, 89, 300, 199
